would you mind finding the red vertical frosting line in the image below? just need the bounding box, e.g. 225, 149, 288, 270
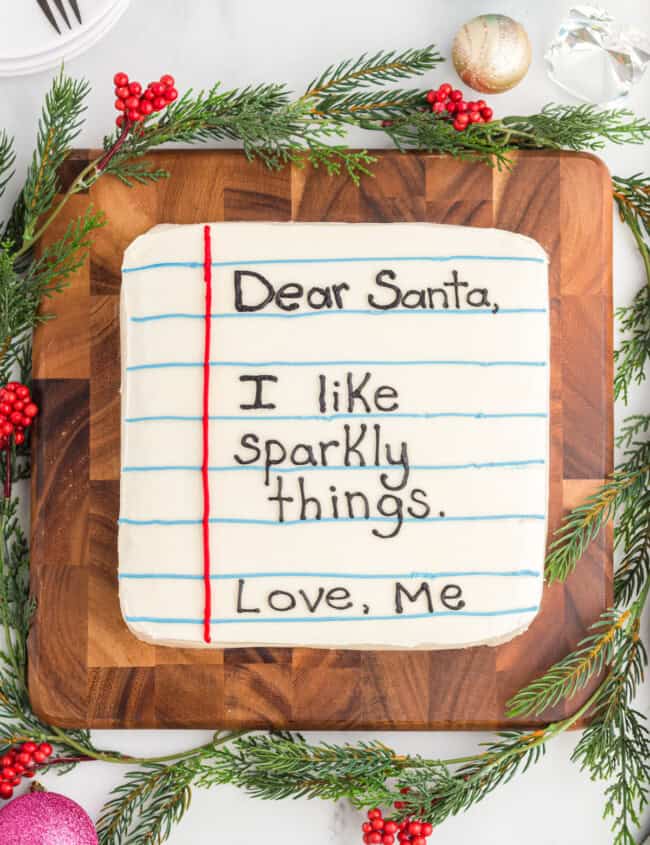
201, 225, 213, 643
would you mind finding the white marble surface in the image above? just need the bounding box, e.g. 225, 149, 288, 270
1, 1, 649, 842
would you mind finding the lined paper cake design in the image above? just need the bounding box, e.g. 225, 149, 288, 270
119, 222, 549, 649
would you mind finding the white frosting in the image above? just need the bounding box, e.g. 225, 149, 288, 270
119, 222, 549, 649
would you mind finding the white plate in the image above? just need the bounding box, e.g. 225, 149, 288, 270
0, 0, 130, 76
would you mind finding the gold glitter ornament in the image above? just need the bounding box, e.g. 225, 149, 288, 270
452, 14, 532, 94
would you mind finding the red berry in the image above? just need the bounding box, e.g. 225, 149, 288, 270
143, 89, 155, 101
476, 99, 487, 109
113, 72, 129, 87
393, 801, 404, 810
0, 783, 12, 799
0, 756, 13, 768
453, 118, 467, 131
21, 416, 32, 427
160, 74, 175, 87
400, 788, 410, 795
412, 839, 426, 845
431, 101, 445, 114
13, 401, 24, 412
164, 87, 178, 103
10, 412, 22, 425
6, 382, 18, 391
384, 822, 398, 834
116, 116, 125, 128
421, 823, 433, 836
2, 423, 13, 436
363, 836, 371, 845
371, 818, 385, 830
408, 823, 422, 836
435, 90, 447, 102
23, 403, 38, 418
439, 82, 452, 95
153, 96, 167, 110
115, 85, 130, 99
481, 106, 493, 121
32, 751, 46, 764
369, 834, 382, 845
382, 836, 395, 845
128, 81, 142, 96
450, 89, 463, 101
125, 96, 140, 110
445, 101, 456, 114
397, 834, 410, 844
468, 110, 481, 123
115, 99, 126, 112
1, 767, 15, 780
0, 404, 11, 416
38, 743, 53, 757
149, 81, 165, 96
455, 100, 468, 113
139, 101, 154, 116
9, 778, 20, 787
15, 752, 30, 766
13, 763, 24, 774
14, 432, 24, 446
368, 809, 382, 820
4, 392, 15, 404
467, 101, 478, 111
362, 822, 373, 833
22, 769, 35, 778
127, 109, 141, 121
425, 90, 437, 104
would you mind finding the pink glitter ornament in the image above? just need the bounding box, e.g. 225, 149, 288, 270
0, 790, 98, 845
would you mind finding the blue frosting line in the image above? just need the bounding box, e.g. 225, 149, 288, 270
118, 514, 546, 526
122, 459, 545, 473
122, 255, 547, 274
126, 359, 547, 371
124, 412, 548, 423
119, 569, 541, 580
130, 308, 547, 321
125, 606, 540, 624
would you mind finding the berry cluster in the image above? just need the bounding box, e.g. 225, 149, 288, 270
0, 383, 38, 449
113, 72, 178, 128
425, 82, 493, 132
361, 804, 434, 845
0, 742, 53, 800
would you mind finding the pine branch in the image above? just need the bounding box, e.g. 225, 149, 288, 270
196, 734, 403, 803
9, 71, 90, 252
304, 46, 443, 102
96, 762, 195, 845
0, 206, 103, 365
506, 610, 630, 718
544, 468, 639, 583
571, 621, 649, 844
0, 131, 15, 202
614, 285, 650, 403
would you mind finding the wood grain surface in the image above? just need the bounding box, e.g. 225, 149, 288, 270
28, 150, 613, 729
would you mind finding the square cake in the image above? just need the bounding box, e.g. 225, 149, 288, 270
119, 222, 549, 649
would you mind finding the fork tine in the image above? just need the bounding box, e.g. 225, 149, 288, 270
52, 0, 71, 28
67, 0, 82, 24
36, 0, 61, 34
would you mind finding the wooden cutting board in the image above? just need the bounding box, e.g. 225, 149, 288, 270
28, 150, 612, 729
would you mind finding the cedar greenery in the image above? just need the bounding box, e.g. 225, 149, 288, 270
0, 48, 649, 845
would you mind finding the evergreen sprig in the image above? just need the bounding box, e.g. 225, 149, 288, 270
0, 132, 15, 204
8, 72, 90, 253
304, 46, 443, 101
96, 762, 195, 845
